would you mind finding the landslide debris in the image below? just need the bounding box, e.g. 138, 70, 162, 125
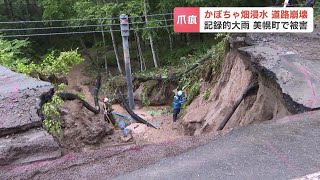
182, 27, 320, 135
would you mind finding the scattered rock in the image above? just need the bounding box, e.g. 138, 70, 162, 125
120, 134, 133, 142
83, 122, 114, 145
126, 123, 147, 134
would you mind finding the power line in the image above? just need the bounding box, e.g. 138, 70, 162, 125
1, 24, 111, 32
2, 30, 119, 38
0, 19, 173, 32
131, 25, 173, 31
130, 13, 173, 19
0, 13, 173, 24
1, 25, 173, 38
131, 19, 173, 25
0, 17, 118, 24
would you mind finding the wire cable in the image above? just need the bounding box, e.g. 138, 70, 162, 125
1, 25, 173, 38
0, 13, 173, 24
0, 19, 173, 32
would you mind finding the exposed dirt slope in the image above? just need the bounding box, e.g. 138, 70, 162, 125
182, 50, 291, 135
182, 24, 320, 135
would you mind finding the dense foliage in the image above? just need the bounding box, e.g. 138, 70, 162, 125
1, 0, 301, 74
0, 37, 29, 69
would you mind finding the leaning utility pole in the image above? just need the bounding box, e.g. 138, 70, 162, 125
120, 14, 135, 110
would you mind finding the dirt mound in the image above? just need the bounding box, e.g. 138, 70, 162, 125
60, 100, 113, 151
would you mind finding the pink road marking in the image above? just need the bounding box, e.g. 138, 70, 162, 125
294, 63, 317, 108
0, 153, 77, 171
282, 58, 318, 110
261, 139, 300, 171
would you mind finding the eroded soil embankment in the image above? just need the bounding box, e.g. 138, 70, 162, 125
182, 49, 291, 135
182, 30, 320, 135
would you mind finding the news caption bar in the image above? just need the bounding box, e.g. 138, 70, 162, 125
174, 7, 314, 33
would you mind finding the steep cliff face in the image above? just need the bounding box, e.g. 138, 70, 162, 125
182, 29, 320, 136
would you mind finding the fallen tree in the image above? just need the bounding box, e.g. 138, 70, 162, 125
218, 83, 259, 131
117, 89, 157, 129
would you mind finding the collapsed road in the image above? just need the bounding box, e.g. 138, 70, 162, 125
0, 23, 319, 179
0, 66, 61, 165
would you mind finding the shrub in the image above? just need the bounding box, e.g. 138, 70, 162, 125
42, 83, 66, 136
15, 49, 84, 78
0, 37, 29, 69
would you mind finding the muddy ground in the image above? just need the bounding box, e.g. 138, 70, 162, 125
60, 63, 184, 152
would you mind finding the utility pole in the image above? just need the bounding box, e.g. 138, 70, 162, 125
120, 14, 135, 110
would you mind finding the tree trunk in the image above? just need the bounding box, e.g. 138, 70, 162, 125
134, 32, 141, 71
163, 14, 173, 50
200, 34, 204, 42
93, 33, 97, 46
25, 0, 30, 20
4, 0, 10, 19
101, 26, 108, 75
110, 24, 122, 74
80, 38, 87, 50
143, 0, 158, 68
186, 33, 191, 46
5, 0, 14, 20
135, 30, 146, 71
155, 44, 160, 67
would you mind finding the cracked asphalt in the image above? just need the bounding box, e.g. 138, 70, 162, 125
115, 110, 320, 180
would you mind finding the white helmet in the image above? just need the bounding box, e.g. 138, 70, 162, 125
104, 98, 109, 103
177, 90, 183, 96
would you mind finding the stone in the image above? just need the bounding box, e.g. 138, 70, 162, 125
126, 123, 147, 134
83, 121, 113, 145
120, 134, 133, 142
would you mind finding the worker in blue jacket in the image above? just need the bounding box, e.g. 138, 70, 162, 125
172, 90, 186, 129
